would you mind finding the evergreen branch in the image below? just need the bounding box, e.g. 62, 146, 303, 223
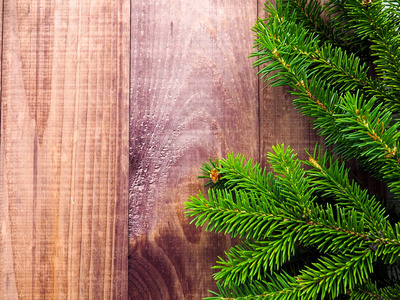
374, 242, 400, 264
280, 0, 340, 48
213, 237, 298, 286
324, 0, 372, 58
205, 273, 301, 300
378, 284, 400, 299
296, 204, 370, 253
186, 151, 399, 249
351, 281, 400, 300
267, 144, 315, 206
217, 154, 283, 202
335, 93, 400, 197
187, 152, 400, 267
211, 251, 377, 299
386, 0, 400, 18
304, 146, 389, 231
253, 14, 400, 198
344, 0, 400, 105
185, 189, 286, 239
198, 158, 226, 188
350, 281, 384, 300
296, 250, 375, 299
253, 9, 399, 112
198, 154, 285, 204
185, 188, 372, 246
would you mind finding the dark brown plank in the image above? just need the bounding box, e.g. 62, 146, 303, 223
129, 1, 259, 298
259, 83, 324, 163
0, 1, 129, 298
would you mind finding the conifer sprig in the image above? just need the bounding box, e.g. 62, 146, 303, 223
305, 147, 388, 230
186, 145, 400, 299
186, 0, 400, 298
252, 3, 400, 199
345, 0, 400, 91
254, 1, 398, 107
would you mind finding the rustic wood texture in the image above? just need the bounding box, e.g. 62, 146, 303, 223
0, 0, 387, 299
129, 1, 259, 298
0, 1, 129, 298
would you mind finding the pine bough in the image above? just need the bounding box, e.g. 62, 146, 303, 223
185, 0, 400, 299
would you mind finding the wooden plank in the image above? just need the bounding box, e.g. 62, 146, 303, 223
0, 0, 129, 298
259, 82, 324, 163
129, 0, 259, 298
0, 0, 2, 146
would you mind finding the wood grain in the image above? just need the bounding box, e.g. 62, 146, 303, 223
0, 0, 129, 298
129, 0, 259, 298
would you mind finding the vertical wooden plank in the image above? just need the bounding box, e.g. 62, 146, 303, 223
129, 0, 259, 298
0, 0, 15, 296
0, 0, 2, 145
258, 0, 324, 165
0, 0, 129, 298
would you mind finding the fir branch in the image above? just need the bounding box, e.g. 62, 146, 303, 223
185, 189, 286, 239
280, 0, 341, 48
205, 273, 301, 300
187, 148, 400, 296
324, 0, 372, 57
296, 250, 375, 299
378, 283, 400, 299
304, 146, 389, 231
253, 12, 400, 198
296, 204, 371, 254
217, 154, 283, 202
212, 238, 298, 286
335, 93, 400, 197
253, 7, 399, 112
185, 187, 373, 247
344, 0, 400, 108
351, 281, 400, 300
267, 144, 315, 206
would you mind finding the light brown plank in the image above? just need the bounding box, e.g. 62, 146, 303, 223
0, 0, 2, 145
0, 0, 129, 298
129, 0, 259, 298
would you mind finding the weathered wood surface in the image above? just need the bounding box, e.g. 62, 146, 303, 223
0, 1, 129, 298
0, 0, 385, 299
129, 0, 260, 299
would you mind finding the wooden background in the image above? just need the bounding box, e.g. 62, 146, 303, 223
0, 0, 323, 299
